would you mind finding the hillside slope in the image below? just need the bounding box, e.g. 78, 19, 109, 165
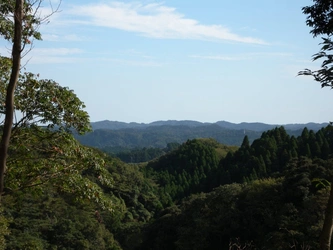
78, 121, 327, 149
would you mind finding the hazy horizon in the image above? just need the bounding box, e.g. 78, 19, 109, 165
1, 0, 330, 125
91, 119, 330, 125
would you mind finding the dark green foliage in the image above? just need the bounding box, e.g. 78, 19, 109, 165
103, 143, 181, 163
141, 177, 328, 249
240, 135, 250, 149
4, 190, 122, 250
299, 1, 333, 89
1, 150, 164, 250
3, 125, 333, 249
302, 0, 333, 37
138, 126, 333, 249
214, 126, 333, 187
78, 121, 327, 151
0, 59, 91, 135
144, 139, 222, 204
113, 147, 165, 163
104, 158, 163, 223
301, 2, 333, 249
77, 125, 262, 148
140, 126, 333, 210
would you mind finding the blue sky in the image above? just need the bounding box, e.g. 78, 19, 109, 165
1, 0, 330, 124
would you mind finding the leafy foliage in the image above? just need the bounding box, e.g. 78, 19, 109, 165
104, 146, 172, 163
299, 1, 333, 90
144, 139, 235, 205
3, 189, 122, 250
136, 126, 333, 249
0, 0, 57, 44
302, 0, 333, 37
2, 123, 333, 249
4, 2, 333, 247
0, 56, 91, 134
141, 176, 327, 250
298, 38, 333, 88
300, 3, 333, 246
0, 55, 112, 209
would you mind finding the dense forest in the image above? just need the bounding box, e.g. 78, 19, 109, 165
75, 122, 324, 151
75, 124, 263, 149
2, 125, 333, 249
2, 0, 333, 249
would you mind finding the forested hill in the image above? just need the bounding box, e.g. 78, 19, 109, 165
76, 121, 327, 149
4, 124, 333, 249
77, 124, 262, 149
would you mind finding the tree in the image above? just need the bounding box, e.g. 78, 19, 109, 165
0, 1, 116, 211
240, 135, 250, 149
299, 1, 333, 249
0, 0, 24, 202
0, 0, 60, 200
302, 0, 333, 38
299, 1, 333, 89
0, 2, 138, 248
0, 56, 118, 210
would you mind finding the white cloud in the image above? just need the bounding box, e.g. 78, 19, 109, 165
23, 48, 83, 64
26, 56, 81, 65
190, 55, 247, 61
42, 34, 85, 42
31, 48, 83, 56
190, 52, 292, 61
120, 49, 154, 59
101, 57, 163, 67
42, 34, 60, 41
63, 34, 85, 42
69, 2, 267, 45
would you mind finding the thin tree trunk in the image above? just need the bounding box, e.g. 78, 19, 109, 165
0, 0, 23, 200
320, 182, 333, 250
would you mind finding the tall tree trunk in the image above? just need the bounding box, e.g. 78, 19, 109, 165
0, 0, 23, 200
320, 182, 333, 250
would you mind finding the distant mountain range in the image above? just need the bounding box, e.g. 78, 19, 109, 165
91, 120, 328, 132
74, 120, 331, 149
75, 120, 330, 150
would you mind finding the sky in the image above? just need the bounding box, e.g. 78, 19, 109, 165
0, 0, 331, 124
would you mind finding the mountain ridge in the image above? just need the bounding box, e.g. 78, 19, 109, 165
76, 120, 329, 149
91, 120, 328, 132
